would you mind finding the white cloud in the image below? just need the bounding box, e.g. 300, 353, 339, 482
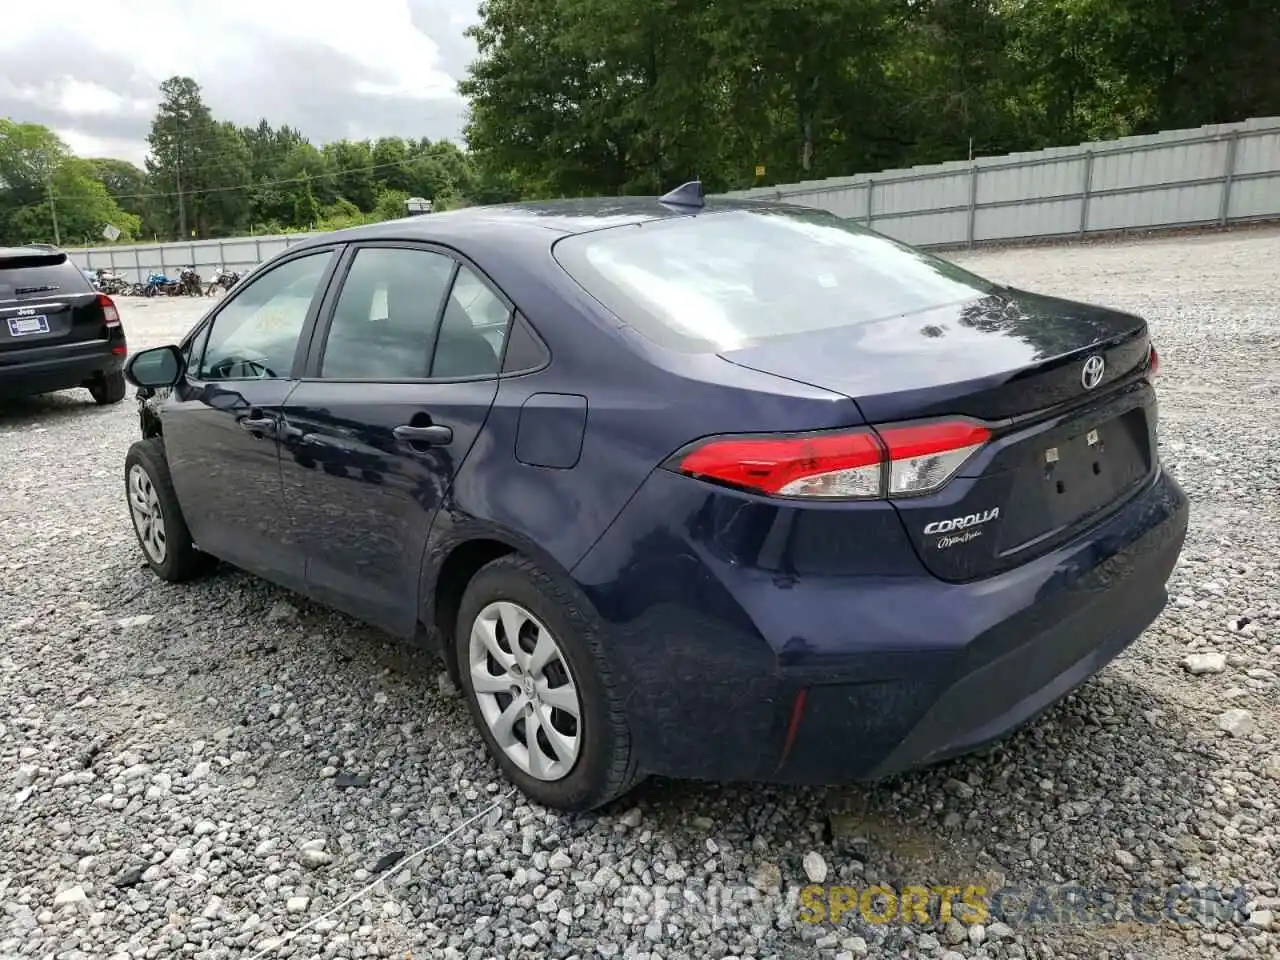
0, 0, 480, 165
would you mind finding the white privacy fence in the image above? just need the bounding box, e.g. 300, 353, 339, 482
69, 117, 1280, 281
716, 116, 1280, 248
71, 233, 312, 285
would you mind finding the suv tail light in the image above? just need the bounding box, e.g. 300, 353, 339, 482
1147, 343, 1160, 378
668, 418, 991, 500
98, 293, 121, 328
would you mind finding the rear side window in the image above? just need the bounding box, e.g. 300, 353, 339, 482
0, 252, 93, 301
431, 265, 509, 378
320, 247, 455, 380
552, 209, 997, 352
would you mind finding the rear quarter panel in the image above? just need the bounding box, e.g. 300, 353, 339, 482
419, 238, 865, 594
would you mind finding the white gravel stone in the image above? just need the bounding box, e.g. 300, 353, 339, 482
1217, 709, 1256, 737
802, 850, 828, 883
1184, 652, 1227, 674
299, 848, 333, 868
53, 885, 88, 908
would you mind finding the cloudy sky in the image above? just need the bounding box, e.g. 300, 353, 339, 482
0, 0, 481, 167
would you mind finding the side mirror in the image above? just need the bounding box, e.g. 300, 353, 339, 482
124, 344, 184, 389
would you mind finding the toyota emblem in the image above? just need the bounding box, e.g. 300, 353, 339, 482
1081, 355, 1105, 390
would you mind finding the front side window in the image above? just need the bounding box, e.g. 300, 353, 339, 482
198, 251, 331, 380
319, 247, 455, 380
182, 321, 209, 373
552, 208, 998, 352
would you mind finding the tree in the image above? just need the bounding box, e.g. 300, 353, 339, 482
146, 76, 218, 238
88, 157, 162, 237
190, 122, 254, 237
0, 121, 139, 245
323, 139, 377, 211
292, 175, 321, 229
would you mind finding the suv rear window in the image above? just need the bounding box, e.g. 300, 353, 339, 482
0, 251, 92, 301
552, 208, 997, 352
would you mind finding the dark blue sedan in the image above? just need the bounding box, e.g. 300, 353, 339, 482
121, 188, 1188, 811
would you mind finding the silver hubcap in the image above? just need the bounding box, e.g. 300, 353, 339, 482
469, 601, 581, 781
128, 464, 167, 564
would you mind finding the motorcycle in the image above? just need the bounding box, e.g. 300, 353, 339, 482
179, 265, 203, 297
205, 268, 241, 296
94, 268, 130, 296
140, 273, 182, 297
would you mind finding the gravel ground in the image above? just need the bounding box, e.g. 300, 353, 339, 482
2, 227, 1279, 960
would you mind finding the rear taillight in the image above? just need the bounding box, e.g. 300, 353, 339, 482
98, 293, 121, 328
1147, 343, 1160, 378
669, 418, 991, 500
877, 421, 990, 496
675, 430, 884, 498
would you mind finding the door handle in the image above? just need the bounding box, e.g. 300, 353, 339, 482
239, 415, 275, 433
393, 424, 453, 445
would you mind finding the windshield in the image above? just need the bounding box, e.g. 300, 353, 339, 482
0, 252, 92, 302
553, 208, 998, 352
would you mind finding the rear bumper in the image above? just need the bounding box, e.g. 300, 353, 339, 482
571, 465, 1188, 784
0, 342, 125, 399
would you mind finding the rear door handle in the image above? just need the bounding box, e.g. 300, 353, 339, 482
393, 424, 453, 446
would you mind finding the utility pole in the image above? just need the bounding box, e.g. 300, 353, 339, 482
176, 144, 188, 240
46, 174, 61, 246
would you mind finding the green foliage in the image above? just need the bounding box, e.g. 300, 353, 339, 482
464, 0, 1280, 193
5, 0, 1279, 249
0, 74, 487, 244
0, 120, 141, 245
373, 189, 411, 222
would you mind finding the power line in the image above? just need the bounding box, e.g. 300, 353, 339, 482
6, 156, 436, 214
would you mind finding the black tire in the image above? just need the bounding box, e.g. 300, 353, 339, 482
124, 438, 215, 582
89, 371, 127, 405
455, 554, 642, 811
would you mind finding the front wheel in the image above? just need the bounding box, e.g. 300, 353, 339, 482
124, 439, 215, 582
456, 555, 641, 811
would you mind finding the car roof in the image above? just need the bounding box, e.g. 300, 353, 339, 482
285, 196, 787, 259
0, 245, 67, 260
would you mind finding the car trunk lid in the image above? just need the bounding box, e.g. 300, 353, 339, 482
719, 289, 1158, 580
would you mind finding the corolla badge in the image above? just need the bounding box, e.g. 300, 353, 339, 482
1081, 354, 1105, 390
923, 508, 1000, 536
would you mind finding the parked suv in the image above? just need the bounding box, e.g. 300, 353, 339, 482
0, 246, 128, 403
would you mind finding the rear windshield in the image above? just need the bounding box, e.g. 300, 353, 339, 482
553, 208, 997, 352
0, 252, 91, 301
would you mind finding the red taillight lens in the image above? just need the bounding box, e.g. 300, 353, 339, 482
671, 419, 990, 500
98, 293, 121, 328
1148, 344, 1159, 378
676, 429, 884, 498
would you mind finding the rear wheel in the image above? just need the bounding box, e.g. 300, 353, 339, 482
89, 371, 127, 405
455, 555, 641, 811
124, 439, 214, 582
